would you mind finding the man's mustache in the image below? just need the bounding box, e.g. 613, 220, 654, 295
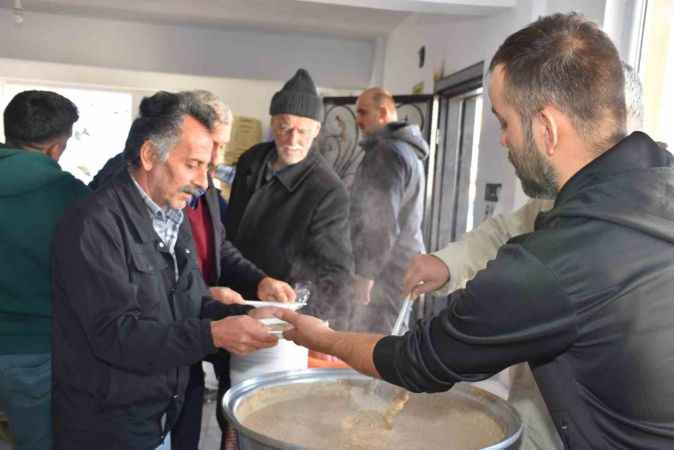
179, 186, 205, 197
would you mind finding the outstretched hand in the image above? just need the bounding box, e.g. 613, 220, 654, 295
257, 277, 296, 303
273, 309, 335, 355
403, 254, 450, 299
210, 315, 278, 356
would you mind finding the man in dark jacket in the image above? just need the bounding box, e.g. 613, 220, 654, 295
349, 87, 428, 333
52, 91, 281, 450
226, 69, 353, 330
170, 91, 295, 450
277, 13, 674, 449
86, 91, 294, 449
0, 90, 87, 450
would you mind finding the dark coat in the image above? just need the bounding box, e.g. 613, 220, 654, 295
202, 181, 266, 293
374, 132, 674, 449
52, 170, 250, 450
226, 142, 354, 328
89, 152, 265, 294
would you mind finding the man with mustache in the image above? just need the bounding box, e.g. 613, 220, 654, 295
52, 91, 283, 450
226, 69, 353, 330
277, 13, 674, 448
170, 91, 295, 450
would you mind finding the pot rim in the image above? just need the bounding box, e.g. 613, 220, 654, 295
222, 368, 523, 450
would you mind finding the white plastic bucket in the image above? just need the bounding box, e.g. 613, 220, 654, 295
230, 339, 308, 386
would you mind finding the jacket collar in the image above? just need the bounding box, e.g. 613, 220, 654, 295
555, 132, 672, 207
252, 142, 322, 193
111, 169, 165, 244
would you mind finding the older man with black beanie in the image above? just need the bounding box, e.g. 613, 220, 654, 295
226, 68, 354, 331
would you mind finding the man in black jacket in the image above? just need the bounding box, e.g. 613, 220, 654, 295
52, 91, 282, 450
277, 13, 674, 449
350, 87, 428, 333
226, 69, 353, 330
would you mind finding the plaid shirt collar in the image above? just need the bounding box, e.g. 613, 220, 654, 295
129, 172, 183, 252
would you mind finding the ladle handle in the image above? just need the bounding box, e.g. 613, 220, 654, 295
391, 296, 413, 336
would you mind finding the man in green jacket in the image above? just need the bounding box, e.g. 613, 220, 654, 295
0, 90, 88, 450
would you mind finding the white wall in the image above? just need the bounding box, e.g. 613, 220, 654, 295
0, 8, 373, 90
383, 0, 540, 226
382, 0, 614, 233
0, 57, 355, 141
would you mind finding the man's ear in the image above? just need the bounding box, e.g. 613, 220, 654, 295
312, 122, 321, 139
139, 140, 157, 171
538, 107, 559, 156
378, 106, 389, 124
43, 142, 64, 161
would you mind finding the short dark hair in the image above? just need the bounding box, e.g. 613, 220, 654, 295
123, 91, 216, 167
490, 12, 626, 151
3, 90, 79, 147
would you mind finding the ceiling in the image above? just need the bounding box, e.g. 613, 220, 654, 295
1, 0, 514, 39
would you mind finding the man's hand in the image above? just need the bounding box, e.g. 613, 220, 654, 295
403, 254, 450, 299
353, 275, 375, 305
210, 315, 278, 356
209, 286, 245, 305
275, 309, 384, 378
247, 306, 284, 320
257, 277, 296, 303
273, 309, 336, 354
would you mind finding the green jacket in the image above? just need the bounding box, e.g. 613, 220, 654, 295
0, 144, 89, 354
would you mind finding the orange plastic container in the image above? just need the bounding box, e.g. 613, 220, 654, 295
307, 351, 350, 369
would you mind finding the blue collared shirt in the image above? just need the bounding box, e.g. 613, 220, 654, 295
130, 173, 183, 280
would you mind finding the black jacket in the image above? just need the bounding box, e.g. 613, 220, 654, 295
202, 181, 266, 292
375, 132, 674, 449
89, 152, 265, 294
226, 142, 354, 328
52, 170, 250, 450
350, 121, 428, 287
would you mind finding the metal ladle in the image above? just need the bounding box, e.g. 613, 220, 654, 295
350, 296, 413, 428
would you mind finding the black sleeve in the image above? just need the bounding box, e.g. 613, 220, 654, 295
299, 185, 355, 328
200, 296, 253, 320
215, 218, 266, 297
373, 243, 578, 393
350, 144, 407, 279
89, 152, 126, 191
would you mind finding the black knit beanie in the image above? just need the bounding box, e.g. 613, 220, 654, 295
269, 68, 322, 121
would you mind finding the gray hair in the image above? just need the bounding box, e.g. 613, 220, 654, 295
124, 91, 216, 167
184, 90, 232, 124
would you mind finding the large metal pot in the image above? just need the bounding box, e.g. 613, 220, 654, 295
223, 368, 523, 450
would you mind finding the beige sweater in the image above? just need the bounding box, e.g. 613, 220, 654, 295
432, 198, 562, 450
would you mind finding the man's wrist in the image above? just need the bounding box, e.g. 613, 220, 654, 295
329, 332, 352, 360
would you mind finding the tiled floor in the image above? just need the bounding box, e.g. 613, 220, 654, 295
199, 392, 224, 450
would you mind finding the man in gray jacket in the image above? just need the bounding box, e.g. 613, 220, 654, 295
349, 88, 428, 333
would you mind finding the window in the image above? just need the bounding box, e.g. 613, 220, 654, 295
0, 82, 133, 184
639, 0, 674, 148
